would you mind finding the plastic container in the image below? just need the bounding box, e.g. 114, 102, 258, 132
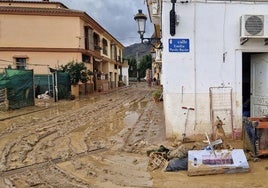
233, 128, 242, 140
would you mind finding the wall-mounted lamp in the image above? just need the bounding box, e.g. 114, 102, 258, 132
170, 0, 177, 36
134, 9, 162, 49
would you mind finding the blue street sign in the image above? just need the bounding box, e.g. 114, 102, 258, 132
169, 39, 190, 52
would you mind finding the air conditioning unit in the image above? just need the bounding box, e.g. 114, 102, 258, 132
240, 15, 268, 38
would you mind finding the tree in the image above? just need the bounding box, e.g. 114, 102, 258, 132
126, 57, 137, 77
138, 55, 152, 78
125, 55, 152, 79
60, 61, 93, 85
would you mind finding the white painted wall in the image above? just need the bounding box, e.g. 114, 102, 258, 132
122, 65, 129, 86
162, 0, 268, 138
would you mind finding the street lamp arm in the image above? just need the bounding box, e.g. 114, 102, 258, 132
134, 10, 162, 49
141, 37, 162, 49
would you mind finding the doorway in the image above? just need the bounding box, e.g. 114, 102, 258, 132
242, 52, 268, 117
242, 53, 251, 117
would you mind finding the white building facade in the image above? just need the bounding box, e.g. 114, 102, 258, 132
161, 0, 268, 138
122, 60, 129, 86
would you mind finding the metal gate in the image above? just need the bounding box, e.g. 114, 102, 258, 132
209, 86, 233, 139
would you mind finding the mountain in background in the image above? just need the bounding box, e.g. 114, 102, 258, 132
123, 43, 152, 59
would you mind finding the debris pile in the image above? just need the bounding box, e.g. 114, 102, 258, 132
147, 143, 202, 172
147, 116, 250, 176
37, 91, 50, 99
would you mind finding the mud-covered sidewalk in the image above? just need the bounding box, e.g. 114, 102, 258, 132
0, 82, 267, 188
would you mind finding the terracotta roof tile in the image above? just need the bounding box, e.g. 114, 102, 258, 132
0, 0, 68, 8
0, 6, 83, 15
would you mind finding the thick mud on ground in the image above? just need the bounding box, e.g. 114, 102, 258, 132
0, 82, 267, 188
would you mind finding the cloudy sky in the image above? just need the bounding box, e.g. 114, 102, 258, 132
57, 0, 154, 47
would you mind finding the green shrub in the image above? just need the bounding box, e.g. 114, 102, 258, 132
153, 89, 162, 102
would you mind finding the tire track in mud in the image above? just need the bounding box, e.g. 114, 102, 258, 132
0, 107, 51, 121
118, 89, 165, 153
0, 85, 158, 186
119, 91, 153, 150
1, 147, 106, 177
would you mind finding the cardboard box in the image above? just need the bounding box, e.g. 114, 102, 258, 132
188, 149, 249, 176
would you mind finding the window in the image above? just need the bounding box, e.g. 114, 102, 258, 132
117, 56, 121, 62
93, 33, 101, 51
102, 39, 108, 55
15, 58, 27, 70
110, 44, 113, 59
84, 26, 89, 50
82, 54, 90, 63
114, 46, 117, 61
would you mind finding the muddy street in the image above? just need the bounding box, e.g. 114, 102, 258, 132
0, 82, 165, 187
0, 82, 268, 188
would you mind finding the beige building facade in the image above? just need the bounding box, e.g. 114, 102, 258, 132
0, 0, 124, 91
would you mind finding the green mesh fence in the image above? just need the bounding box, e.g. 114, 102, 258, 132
56, 71, 71, 99
0, 69, 71, 110
0, 69, 34, 109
